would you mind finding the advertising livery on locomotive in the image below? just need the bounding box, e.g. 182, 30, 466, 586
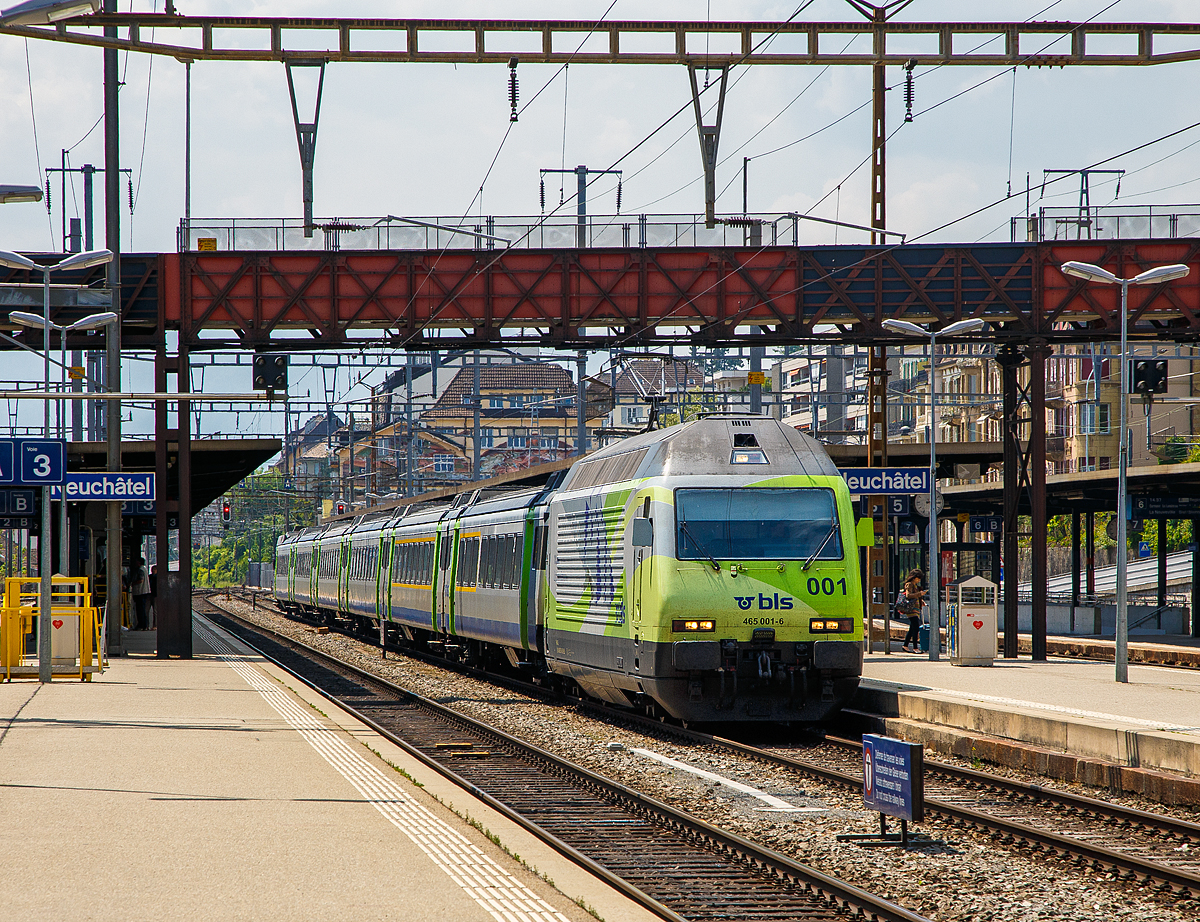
275, 416, 870, 723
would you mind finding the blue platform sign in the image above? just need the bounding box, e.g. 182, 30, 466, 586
50, 472, 156, 502
0, 439, 66, 486
970, 515, 1003, 534
842, 468, 930, 495
0, 490, 35, 516
862, 734, 925, 822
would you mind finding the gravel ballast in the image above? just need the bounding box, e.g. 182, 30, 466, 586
210, 597, 1200, 922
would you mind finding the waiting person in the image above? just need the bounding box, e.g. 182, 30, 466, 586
899, 568, 928, 653
131, 557, 152, 631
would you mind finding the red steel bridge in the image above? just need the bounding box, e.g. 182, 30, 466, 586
4, 238, 1197, 350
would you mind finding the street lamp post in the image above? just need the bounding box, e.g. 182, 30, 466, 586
2, 247, 113, 683
883, 316, 986, 661
10, 309, 118, 583
1061, 260, 1190, 683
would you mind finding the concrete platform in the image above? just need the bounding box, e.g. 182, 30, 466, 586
873, 618, 1200, 669
851, 652, 1200, 803
0, 612, 658, 922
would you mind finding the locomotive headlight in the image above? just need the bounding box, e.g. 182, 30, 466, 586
673, 619, 715, 632
809, 618, 854, 633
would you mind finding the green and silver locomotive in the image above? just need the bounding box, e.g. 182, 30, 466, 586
276, 415, 867, 723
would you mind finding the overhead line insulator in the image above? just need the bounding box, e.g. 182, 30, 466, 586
508, 57, 519, 123
904, 58, 916, 123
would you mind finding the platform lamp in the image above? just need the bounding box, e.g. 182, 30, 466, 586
0, 184, 44, 204
0, 0, 101, 25
1, 246, 113, 683
882, 316, 986, 661
1060, 260, 1190, 684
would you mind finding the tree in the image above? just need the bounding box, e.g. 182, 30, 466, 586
194, 468, 312, 586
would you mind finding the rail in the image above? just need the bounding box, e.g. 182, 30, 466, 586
201, 597, 932, 922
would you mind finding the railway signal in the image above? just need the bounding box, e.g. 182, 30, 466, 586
221, 500, 231, 527
252, 352, 288, 392
335, 501, 346, 515
1131, 359, 1168, 396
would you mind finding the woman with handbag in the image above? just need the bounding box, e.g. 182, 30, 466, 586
899, 568, 928, 653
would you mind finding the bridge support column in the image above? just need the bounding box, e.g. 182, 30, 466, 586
1028, 344, 1050, 661
1071, 512, 1081, 615
177, 346, 193, 657
1192, 519, 1200, 637
1158, 517, 1168, 621
1086, 511, 1095, 597
155, 344, 193, 659
998, 345, 1025, 658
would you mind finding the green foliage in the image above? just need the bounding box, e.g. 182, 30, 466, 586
688, 346, 743, 375
657, 387, 708, 428
1161, 436, 1191, 465
1141, 518, 1195, 556
194, 469, 313, 587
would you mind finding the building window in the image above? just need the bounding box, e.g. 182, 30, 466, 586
480, 428, 494, 448
461, 395, 474, 405
489, 397, 503, 408
510, 429, 528, 449
1078, 403, 1110, 435
510, 395, 525, 408
434, 454, 455, 473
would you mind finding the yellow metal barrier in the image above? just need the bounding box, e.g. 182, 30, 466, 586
1, 577, 104, 681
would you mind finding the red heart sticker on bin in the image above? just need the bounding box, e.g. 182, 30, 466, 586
972, 620, 984, 630
52, 619, 63, 630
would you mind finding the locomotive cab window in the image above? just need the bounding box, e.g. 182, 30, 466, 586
675, 488, 843, 561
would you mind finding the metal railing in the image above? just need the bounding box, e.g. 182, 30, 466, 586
1012, 205, 1200, 242
178, 213, 822, 253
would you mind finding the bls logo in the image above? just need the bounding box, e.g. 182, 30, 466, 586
735, 593, 794, 611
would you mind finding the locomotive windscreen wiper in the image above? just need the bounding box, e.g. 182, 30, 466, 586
801, 520, 839, 571
678, 518, 721, 572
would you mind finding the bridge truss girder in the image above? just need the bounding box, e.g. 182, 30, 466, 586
145, 241, 1200, 351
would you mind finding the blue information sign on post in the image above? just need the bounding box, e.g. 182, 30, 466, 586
0, 442, 13, 484
0, 490, 35, 516
862, 734, 924, 823
841, 468, 930, 495
0, 439, 67, 486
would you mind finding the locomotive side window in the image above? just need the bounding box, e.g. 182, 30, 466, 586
676, 488, 844, 561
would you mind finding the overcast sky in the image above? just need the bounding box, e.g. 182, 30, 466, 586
2, 0, 1200, 439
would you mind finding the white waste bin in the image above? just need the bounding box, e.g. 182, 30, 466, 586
947, 575, 997, 666
50, 614, 80, 665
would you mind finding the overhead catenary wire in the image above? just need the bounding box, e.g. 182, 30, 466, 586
392, 1, 818, 357
23, 38, 54, 250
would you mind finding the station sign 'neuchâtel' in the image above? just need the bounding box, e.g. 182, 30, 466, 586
50, 473, 156, 502
840, 468, 930, 495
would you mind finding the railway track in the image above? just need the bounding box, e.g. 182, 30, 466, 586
208, 590, 1200, 899
195, 595, 930, 922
